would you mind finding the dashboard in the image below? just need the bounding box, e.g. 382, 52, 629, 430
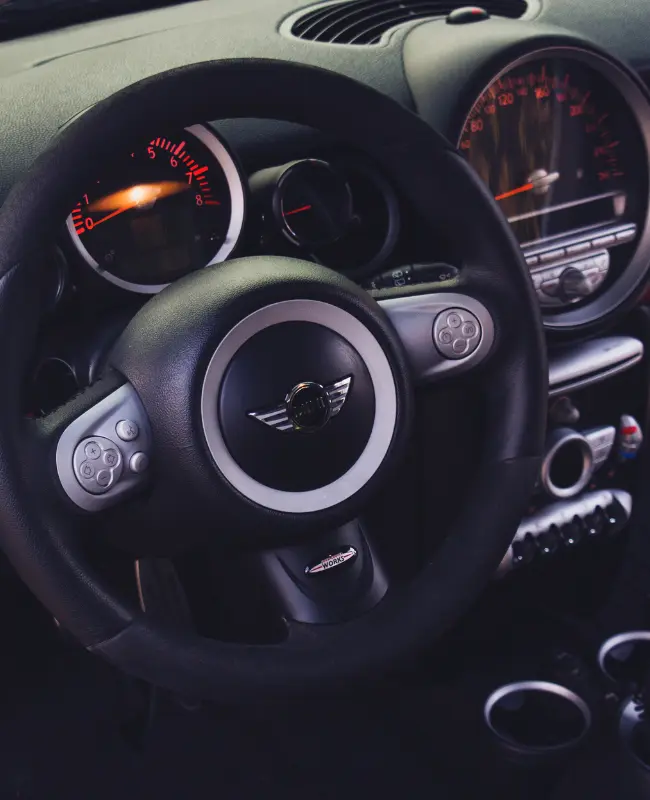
19, 16, 644, 338
62, 40, 650, 313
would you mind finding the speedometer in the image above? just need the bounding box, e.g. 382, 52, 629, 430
459, 50, 649, 310
67, 124, 245, 293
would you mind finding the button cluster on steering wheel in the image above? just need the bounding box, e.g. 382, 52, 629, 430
56, 383, 153, 511
433, 307, 482, 359
74, 436, 123, 494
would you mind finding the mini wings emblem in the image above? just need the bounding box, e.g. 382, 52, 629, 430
248, 376, 352, 433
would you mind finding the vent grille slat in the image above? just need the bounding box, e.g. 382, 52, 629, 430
323, 5, 416, 43
290, 0, 527, 45
293, 5, 356, 37
339, 3, 457, 44
304, 0, 401, 41
304, 4, 386, 41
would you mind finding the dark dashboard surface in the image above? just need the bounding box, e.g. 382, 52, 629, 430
1, 0, 649, 208
1, 0, 650, 721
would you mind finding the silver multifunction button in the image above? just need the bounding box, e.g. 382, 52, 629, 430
116, 419, 139, 441
566, 242, 591, 256
129, 452, 150, 474
616, 227, 636, 243
433, 308, 482, 361
84, 441, 101, 460
592, 234, 615, 248
102, 449, 119, 467
541, 278, 560, 297
73, 435, 123, 495
540, 248, 565, 264
80, 462, 95, 479
96, 470, 112, 488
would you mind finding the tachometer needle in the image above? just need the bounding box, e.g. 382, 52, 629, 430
283, 204, 313, 217
494, 183, 535, 202
92, 205, 133, 228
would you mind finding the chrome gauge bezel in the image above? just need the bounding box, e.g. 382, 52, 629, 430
458, 45, 650, 329
66, 123, 246, 294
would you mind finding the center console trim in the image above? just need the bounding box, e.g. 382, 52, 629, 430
484, 681, 592, 752
549, 336, 644, 397
540, 428, 593, 499
598, 631, 650, 681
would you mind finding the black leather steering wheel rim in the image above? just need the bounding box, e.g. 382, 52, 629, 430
0, 59, 547, 702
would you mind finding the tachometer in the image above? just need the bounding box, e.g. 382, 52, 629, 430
67, 124, 245, 293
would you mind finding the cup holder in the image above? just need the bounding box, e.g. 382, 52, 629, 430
598, 632, 650, 684
484, 681, 592, 754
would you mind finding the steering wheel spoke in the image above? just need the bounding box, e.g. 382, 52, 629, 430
37, 373, 153, 513
378, 289, 495, 384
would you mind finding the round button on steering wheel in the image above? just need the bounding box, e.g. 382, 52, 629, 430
0, 60, 546, 702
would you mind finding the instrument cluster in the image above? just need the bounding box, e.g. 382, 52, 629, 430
64, 127, 402, 295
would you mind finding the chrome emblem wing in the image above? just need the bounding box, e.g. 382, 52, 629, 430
325, 376, 353, 417
247, 405, 294, 432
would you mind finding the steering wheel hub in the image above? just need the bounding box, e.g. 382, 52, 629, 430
217, 316, 377, 492
107, 258, 412, 526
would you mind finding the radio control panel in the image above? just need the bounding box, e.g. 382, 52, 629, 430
524, 222, 636, 308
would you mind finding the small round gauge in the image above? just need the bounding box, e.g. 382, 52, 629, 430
310, 158, 401, 278
67, 124, 245, 293
274, 160, 353, 247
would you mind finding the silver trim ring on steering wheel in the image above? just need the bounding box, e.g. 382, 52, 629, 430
200, 298, 398, 513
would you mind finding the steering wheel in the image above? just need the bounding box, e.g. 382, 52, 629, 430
0, 60, 546, 702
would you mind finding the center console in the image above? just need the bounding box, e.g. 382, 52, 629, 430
498, 335, 645, 576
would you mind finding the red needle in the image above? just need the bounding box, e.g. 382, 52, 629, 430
494, 183, 534, 202
283, 204, 312, 217
92, 205, 133, 228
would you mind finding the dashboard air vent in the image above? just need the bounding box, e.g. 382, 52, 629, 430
289, 0, 527, 45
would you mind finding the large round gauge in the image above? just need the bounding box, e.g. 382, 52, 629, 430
459, 55, 647, 247
67, 124, 245, 293
458, 49, 650, 321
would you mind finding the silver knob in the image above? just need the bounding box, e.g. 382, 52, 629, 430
559, 267, 592, 302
